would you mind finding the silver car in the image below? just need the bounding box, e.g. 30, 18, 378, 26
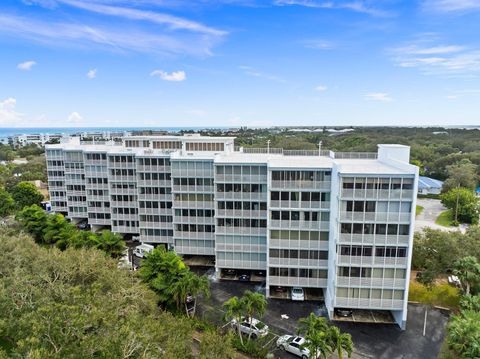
231, 316, 269, 339
276, 335, 319, 359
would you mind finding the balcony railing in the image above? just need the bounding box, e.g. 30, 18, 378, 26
269, 200, 330, 209
269, 239, 329, 250
340, 212, 411, 222
334, 297, 403, 310
268, 258, 328, 268
336, 276, 406, 288
268, 276, 327, 288
269, 220, 330, 231
215, 226, 267, 236
338, 234, 410, 245
270, 181, 331, 191
215, 192, 268, 201
337, 255, 408, 267
215, 174, 268, 183
340, 189, 414, 200
216, 209, 267, 218
172, 185, 214, 193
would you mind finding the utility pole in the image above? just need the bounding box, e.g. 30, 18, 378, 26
318, 141, 323, 156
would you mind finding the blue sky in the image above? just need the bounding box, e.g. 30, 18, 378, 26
0, 0, 479, 128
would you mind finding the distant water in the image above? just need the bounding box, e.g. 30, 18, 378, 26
0, 127, 228, 140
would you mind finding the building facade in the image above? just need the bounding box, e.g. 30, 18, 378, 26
46, 135, 418, 329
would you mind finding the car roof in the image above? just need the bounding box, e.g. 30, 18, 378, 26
293, 336, 305, 344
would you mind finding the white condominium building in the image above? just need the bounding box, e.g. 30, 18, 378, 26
46, 134, 418, 329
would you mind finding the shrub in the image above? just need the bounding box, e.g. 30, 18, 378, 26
409, 282, 460, 309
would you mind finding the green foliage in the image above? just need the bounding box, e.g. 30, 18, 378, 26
0, 229, 196, 358
435, 210, 455, 227
412, 228, 480, 284
10, 181, 44, 209
460, 295, 480, 312
139, 247, 209, 315
441, 188, 480, 224
198, 330, 236, 359
231, 335, 269, 358
16, 144, 44, 158
448, 310, 480, 358
408, 282, 460, 309
0, 189, 15, 217
442, 160, 479, 194
454, 256, 480, 296
0, 144, 15, 161
16, 204, 49, 241
416, 205, 424, 216
297, 313, 353, 359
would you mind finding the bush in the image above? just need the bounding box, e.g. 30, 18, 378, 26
231, 335, 270, 358
409, 282, 460, 309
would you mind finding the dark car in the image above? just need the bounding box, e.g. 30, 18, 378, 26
238, 274, 251, 282
77, 222, 90, 230
335, 308, 353, 317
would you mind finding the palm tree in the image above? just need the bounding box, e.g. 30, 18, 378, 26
223, 296, 245, 346
168, 270, 210, 317
139, 247, 186, 284
242, 290, 267, 341
453, 256, 480, 295
301, 330, 332, 359
328, 326, 353, 359
297, 313, 329, 337
93, 230, 126, 258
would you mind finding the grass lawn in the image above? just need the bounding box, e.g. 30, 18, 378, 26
416, 205, 424, 216
435, 210, 455, 227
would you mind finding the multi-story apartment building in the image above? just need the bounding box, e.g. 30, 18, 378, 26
46, 135, 418, 329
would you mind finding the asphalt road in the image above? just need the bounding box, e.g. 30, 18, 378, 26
199, 280, 449, 359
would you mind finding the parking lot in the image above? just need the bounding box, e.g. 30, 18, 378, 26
198, 280, 449, 359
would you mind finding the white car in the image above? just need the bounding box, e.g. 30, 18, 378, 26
291, 287, 305, 301
231, 316, 269, 339
277, 335, 317, 359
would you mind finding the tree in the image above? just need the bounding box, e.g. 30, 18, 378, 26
223, 296, 246, 346
198, 330, 236, 359
168, 270, 210, 317
328, 326, 353, 359
0, 228, 201, 358
0, 188, 15, 217
91, 230, 126, 258
460, 295, 480, 312
297, 314, 332, 359
441, 187, 480, 224
448, 310, 480, 358
43, 213, 76, 245
242, 290, 267, 341
442, 160, 478, 193
453, 256, 480, 296
16, 204, 48, 242
10, 181, 44, 209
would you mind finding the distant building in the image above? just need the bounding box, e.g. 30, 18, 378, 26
418, 176, 443, 195
10, 133, 66, 147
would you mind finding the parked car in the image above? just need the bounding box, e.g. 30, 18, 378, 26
335, 308, 353, 317
277, 335, 318, 359
231, 316, 269, 339
77, 221, 90, 230
291, 287, 305, 301
238, 273, 251, 282
133, 243, 154, 258
448, 275, 461, 287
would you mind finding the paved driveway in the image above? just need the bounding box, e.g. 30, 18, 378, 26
198, 280, 449, 359
415, 198, 466, 232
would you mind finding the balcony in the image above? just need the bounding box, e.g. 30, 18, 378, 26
173, 245, 215, 256
173, 231, 215, 240
216, 209, 267, 218
137, 179, 171, 187
268, 276, 327, 288
172, 200, 214, 209
269, 200, 330, 210
216, 243, 267, 253
336, 276, 406, 288
334, 297, 404, 310
268, 257, 328, 268
172, 185, 214, 193
338, 234, 410, 245
137, 193, 172, 201
172, 217, 214, 225
340, 212, 411, 222
216, 259, 267, 270
269, 239, 329, 250
171, 169, 213, 177
270, 181, 331, 191
136, 165, 171, 172
337, 255, 408, 267
269, 220, 330, 231
340, 189, 414, 201
215, 192, 268, 201
215, 226, 267, 236
215, 174, 268, 183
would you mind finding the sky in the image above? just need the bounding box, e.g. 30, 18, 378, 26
0, 0, 480, 128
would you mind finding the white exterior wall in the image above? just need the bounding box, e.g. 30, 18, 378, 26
45, 136, 417, 329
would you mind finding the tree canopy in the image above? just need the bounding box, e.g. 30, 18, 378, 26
11, 181, 44, 209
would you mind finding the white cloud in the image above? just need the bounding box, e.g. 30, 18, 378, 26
17, 60, 36, 71
303, 39, 334, 50
87, 68, 97, 79
273, 0, 391, 17
67, 111, 83, 123
423, 0, 480, 13
314, 85, 328, 91
365, 93, 392, 102
391, 39, 480, 76
0, 97, 24, 126
150, 70, 186, 81
239, 65, 286, 83
0, 12, 224, 57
